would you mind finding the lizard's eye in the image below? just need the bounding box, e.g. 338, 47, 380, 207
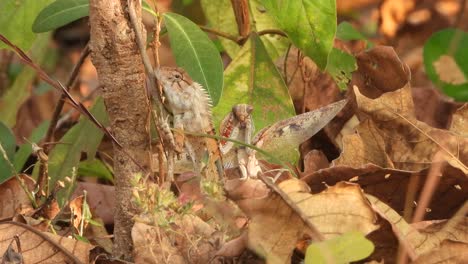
174, 73, 182, 80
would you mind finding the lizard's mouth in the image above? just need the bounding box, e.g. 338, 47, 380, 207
239, 122, 247, 128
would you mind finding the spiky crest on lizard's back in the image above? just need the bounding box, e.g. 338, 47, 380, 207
156, 67, 214, 134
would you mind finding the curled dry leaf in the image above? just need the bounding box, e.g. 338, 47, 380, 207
351, 84, 468, 174
0, 174, 35, 221
226, 178, 379, 263
352, 46, 411, 99
367, 195, 467, 260
0, 221, 92, 263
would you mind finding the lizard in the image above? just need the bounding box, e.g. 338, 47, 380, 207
219, 100, 348, 180
154, 67, 224, 182
219, 104, 261, 179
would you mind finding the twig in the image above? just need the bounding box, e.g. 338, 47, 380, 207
0, 33, 150, 178
37, 44, 90, 199
127, 0, 173, 183
230, 0, 250, 38
198, 25, 240, 43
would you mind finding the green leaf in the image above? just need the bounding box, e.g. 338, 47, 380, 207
261, 0, 336, 70
305, 231, 374, 264
326, 48, 357, 90
423, 28, 468, 101
32, 0, 88, 33
164, 12, 224, 106
200, 0, 240, 58
201, 0, 289, 60
250, 0, 290, 60
336, 21, 366, 41
213, 33, 295, 143
0, 33, 51, 127
0, 121, 16, 183
32, 0, 156, 33
48, 97, 108, 205
0, 0, 54, 51
78, 159, 113, 182
13, 121, 50, 172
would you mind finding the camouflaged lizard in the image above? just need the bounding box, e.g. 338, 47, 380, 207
220, 104, 261, 179
154, 67, 224, 181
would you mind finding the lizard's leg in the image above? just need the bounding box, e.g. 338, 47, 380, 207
172, 114, 185, 155
184, 140, 202, 178
244, 118, 254, 155
237, 148, 248, 180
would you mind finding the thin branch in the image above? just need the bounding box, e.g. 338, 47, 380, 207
198, 25, 241, 43
0, 33, 150, 180
37, 44, 90, 199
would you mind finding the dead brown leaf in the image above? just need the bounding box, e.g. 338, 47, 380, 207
0, 175, 35, 221
302, 165, 466, 220
227, 178, 379, 263
353, 84, 468, 173
413, 240, 468, 263
0, 221, 92, 263
352, 46, 411, 99
451, 104, 468, 137
367, 195, 467, 260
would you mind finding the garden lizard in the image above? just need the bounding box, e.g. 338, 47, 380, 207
154, 67, 224, 181
220, 104, 262, 179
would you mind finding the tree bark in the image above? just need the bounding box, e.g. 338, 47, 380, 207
88, 0, 151, 260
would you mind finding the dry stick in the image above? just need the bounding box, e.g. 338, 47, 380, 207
127, 0, 173, 183
149, 0, 168, 183
397, 150, 446, 264
230, 0, 250, 39
198, 25, 241, 43
37, 44, 90, 202
0, 34, 149, 176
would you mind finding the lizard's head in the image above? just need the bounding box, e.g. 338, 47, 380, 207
156, 67, 192, 91
232, 104, 253, 128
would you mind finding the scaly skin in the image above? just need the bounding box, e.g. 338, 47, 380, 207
220, 104, 261, 179
155, 67, 223, 181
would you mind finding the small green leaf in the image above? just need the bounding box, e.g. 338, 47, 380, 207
262, 0, 336, 70
305, 231, 374, 264
48, 97, 108, 205
0, 0, 54, 51
164, 12, 224, 106
0, 121, 16, 183
326, 48, 357, 90
78, 159, 113, 182
423, 28, 468, 101
213, 34, 295, 161
32, 0, 89, 33
13, 121, 50, 172
336, 21, 366, 41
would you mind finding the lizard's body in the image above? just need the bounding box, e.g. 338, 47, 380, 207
155, 67, 223, 181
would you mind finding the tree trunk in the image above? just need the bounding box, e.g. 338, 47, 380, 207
88, 0, 151, 260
